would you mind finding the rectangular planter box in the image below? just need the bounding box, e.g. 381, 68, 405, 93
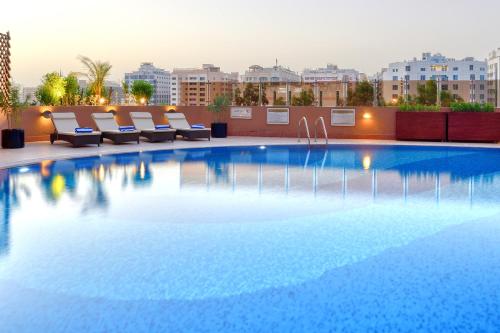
396, 112, 447, 141
448, 112, 500, 143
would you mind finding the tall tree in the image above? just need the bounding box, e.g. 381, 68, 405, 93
347, 81, 374, 106
242, 83, 259, 106
292, 89, 315, 106
35, 72, 66, 106
416, 80, 437, 105
78, 55, 112, 99
131, 80, 154, 104
233, 87, 244, 106
63, 73, 80, 105
122, 81, 130, 105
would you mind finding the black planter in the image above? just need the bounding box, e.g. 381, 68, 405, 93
1, 129, 25, 149
211, 123, 228, 138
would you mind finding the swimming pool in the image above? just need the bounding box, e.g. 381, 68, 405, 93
1, 144, 499, 332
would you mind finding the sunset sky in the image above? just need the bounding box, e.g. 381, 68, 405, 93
1, 0, 499, 86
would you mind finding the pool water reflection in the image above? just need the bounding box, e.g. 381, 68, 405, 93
0, 145, 500, 332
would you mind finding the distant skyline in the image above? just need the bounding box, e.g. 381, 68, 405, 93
2, 0, 500, 86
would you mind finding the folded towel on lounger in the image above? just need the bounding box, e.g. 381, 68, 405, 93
75, 127, 93, 133
119, 126, 136, 132
155, 124, 171, 130
191, 124, 205, 129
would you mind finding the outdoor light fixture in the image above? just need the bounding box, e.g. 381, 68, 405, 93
99, 97, 106, 105
140, 97, 146, 105
41, 110, 52, 118
363, 112, 372, 119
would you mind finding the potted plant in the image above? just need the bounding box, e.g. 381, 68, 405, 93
1, 85, 26, 149
208, 94, 231, 138
448, 102, 499, 142
396, 103, 447, 141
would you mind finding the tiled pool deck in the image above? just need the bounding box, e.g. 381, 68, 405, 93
1, 137, 499, 169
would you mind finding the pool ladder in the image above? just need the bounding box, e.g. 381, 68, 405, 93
297, 116, 328, 145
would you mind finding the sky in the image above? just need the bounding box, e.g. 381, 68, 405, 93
1, 0, 500, 86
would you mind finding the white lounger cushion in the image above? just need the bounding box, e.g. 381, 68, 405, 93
166, 113, 207, 130
51, 112, 100, 135
91, 113, 140, 134
130, 112, 175, 132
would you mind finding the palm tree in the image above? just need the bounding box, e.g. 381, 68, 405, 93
121, 80, 129, 105
78, 55, 112, 99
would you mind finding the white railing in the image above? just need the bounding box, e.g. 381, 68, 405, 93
297, 116, 311, 145
314, 116, 328, 144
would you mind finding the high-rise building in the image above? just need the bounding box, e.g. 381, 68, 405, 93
381, 53, 488, 104
241, 64, 301, 83
124, 63, 171, 105
170, 64, 238, 106
21, 86, 37, 105
487, 49, 500, 107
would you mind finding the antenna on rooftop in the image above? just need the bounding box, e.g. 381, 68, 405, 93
276, 58, 278, 67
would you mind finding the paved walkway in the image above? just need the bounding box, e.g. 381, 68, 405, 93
1, 137, 499, 169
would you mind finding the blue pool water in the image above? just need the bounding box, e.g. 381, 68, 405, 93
1, 144, 500, 332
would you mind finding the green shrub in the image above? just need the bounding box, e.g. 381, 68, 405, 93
398, 103, 440, 112
450, 102, 495, 112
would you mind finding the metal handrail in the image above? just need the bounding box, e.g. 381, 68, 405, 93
314, 116, 329, 144
297, 116, 311, 145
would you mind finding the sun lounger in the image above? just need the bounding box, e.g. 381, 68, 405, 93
130, 112, 176, 142
91, 113, 140, 144
164, 112, 211, 140
49, 112, 101, 147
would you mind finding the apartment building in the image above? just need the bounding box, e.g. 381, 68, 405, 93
241, 64, 301, 83
487, 48, 500, 107
302, 64, 363, 83
382, 53, 488, 104
124, 63, 171, 105
170, 64, 238, 106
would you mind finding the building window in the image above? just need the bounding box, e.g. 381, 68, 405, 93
392, 76, 398, 81
420, 68, 426, 72
442, 84, 448, 91
480, 84, 485, 90
469, 65, 474, 71
420, 75, 426, 81
392, 85, 398, 90
453, 84, 459, 90
405, 65, 411, 71
453, 67, 458, 71
392, 94, 398, 100
480, 75, 485, 81
470, 74, 476, 80
480, 94, 485, 100
453, 75, 459, 80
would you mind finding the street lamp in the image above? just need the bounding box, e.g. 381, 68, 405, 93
436, 76, 441, 106
372, 78, 379, 107
404, 76, 410, 102
342, 76, 349, 106
470, 78, 476, 103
